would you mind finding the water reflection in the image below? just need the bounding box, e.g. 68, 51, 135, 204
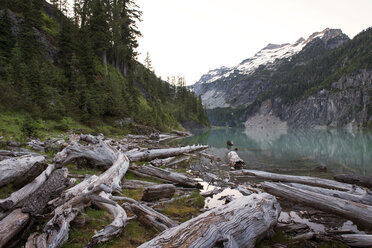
170, 128, 372, 176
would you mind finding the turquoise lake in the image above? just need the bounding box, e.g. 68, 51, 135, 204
170, 128, 372, 177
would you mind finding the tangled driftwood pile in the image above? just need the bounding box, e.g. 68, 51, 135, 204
0, 133, 281, 248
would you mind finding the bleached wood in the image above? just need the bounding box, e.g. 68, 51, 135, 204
122, 179, 157, 189
138, 193, 280, 248
141, 184, 175, 202
127, 145, 208, 162
334, 174, 372, 188
130, 164, 200, 188
0, 164, 56, 211
227, 151, 245, 169
236, 169, 363, 193
286, 183, 372, 205
88, 192, 128, 246
43, 153, 129, 248
341, 234, 372, 247
0, 155, 46, 187
54, 139, 118, 169
0, 208, 30, 247
122, 198, 178, 232
261, 182, 372, 228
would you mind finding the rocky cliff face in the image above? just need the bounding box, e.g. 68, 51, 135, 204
193, 27, 372, 129
193, 28, 349, 109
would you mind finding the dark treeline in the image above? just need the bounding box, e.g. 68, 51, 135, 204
0, 0, 208, 132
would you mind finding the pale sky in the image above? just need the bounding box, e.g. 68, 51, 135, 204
136, 0, 372, 85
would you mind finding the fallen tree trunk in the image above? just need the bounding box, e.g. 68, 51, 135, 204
54, 139, 118, 169
119, 197, 178, 232
334, 174, 372, 189
0, 208, 30, 247
341, 234, 372, 247
42, 153, 129, 248
0, 164, 56, 211
138, 193, 280, 248
22, 168, 69, 216
88, 192, 128, 247
0, 155, 46, 187
141, 184, 175, 202
286, 183, 372, 205
261, 182, 372, 228
127, 145, 208, 162
227, 151, 245, 169
122, 179, 157, 189
235, 170, 363, 193
130, 164, 200, 188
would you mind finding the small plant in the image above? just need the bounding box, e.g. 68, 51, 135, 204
20, 116, 39, 139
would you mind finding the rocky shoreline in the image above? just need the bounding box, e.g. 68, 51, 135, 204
0, 132, 371, 247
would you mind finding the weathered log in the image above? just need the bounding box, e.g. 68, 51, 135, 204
122, 179, 157, 189
334, 174, 372, 188
141, 184, 175, 202
130, 164, 201, 188
22, 168, 69, 216
171, 130, 191, 137
293, 232, 315, 241
198, 152, 221, 162
227, 151, 245, 169
119, 196, 178, 232
79, 134, 99, 144
150, 157, 176, 166
200, 187, 221, 197
138, 193, 281, 248
0, 164, 56, 211
0, 208, 30, 247
341, 234, 372, 247
236, 170, 363, 193
261, 182, 372, 228
0, 155, 46, 187
286, 182, 372, 205
127, 145, 208, 162
42, 153, 129, 248
276, 223, 309, 233
88, 192, 128, 246
54, 139, 118, 169
25, 233, 48, 248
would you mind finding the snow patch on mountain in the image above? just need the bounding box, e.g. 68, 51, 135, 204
195, 28, 337, 85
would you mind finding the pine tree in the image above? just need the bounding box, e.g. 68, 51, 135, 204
144, 51, 153, 71
0, 9, 14, 61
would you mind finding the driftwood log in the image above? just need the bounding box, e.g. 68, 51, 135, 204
138, 193, 281, 248
0, 155, 46, 187
130, 164, 200, 188
127, 145, 208, 161
235, 169, 363, 193
341, 234, 372, 247
54, 139, 118, 169
0, 164, 56, 211
141, 184, 175, 202
285, 182, 372, 205
227, 151, 245, 169
334, 174, 372, 188
22, 168, 69, 216
38, 153, 129, 248
118, 196, 178, 232
122, 179, 156, 189
0, 208, 30, 247
261, 182, 372, 228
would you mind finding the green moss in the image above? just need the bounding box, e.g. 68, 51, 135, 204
98, 220, 158, 248
124, 171, 163, 184
61, 207, 112, 248
121, 188, 143, 201
0, 184, 15, 199
66, 163, 102, 176
159, 191, 204, 222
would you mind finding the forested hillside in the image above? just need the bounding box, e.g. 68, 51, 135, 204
0, 0, 208, 137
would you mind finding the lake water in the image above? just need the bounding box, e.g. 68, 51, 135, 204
170, 127, 372, 177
